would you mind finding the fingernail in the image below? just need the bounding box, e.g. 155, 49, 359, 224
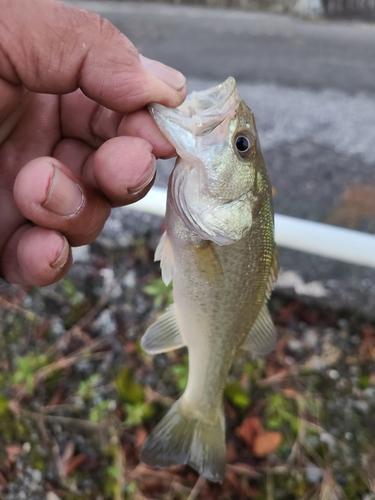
51, 235, 70, 270
128, 154, 156, 196
140, 55, 186, 91
43, 165, 83, 216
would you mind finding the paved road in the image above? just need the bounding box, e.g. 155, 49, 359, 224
72, 2, 375, 316
78, 1, 375, 94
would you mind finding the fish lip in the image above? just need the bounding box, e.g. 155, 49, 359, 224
148, 77, 238, 137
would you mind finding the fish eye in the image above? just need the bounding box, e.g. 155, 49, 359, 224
234, 131, 255, 158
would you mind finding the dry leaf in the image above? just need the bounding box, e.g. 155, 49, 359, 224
252, 431, 282, 456
226, 439, 238, 463
283, 387, 298, 398
125, 341, 137, 354
0, 471, 8, 491
6, 444, 23, 464
235, 416, 262, 447
65, 454, 88, 476
135, 426, 147, 450
227, 462, 261, 478
8, 400, 20, 419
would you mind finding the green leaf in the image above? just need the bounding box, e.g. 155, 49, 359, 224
124, 402, 154, 426
106, 464, 122, 479
89, 399, 114, 423
171, 361, 188, 392
0, 396, 9, 416
77, 374, 100, 399
115, 368, 144, 405
144, 278, 173, 308
12, 354, 49, 394
358, 374, 370, 389
224, 382, 251, 409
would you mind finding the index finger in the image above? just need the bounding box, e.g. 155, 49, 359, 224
0, 0, 187, 112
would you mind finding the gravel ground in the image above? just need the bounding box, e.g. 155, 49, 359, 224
0, 212, 375, 499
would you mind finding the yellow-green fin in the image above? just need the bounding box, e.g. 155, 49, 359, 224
241, 304, 276, 355
192, 241, 223, 284
141, 304, 185, 354
140, 398, 226, 482
155, 231, 174, 285
241, 248, 278, 355
266, 244, 279, 299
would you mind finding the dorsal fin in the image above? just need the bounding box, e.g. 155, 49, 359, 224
266, 244, 279, 299
241, 246, 278, 355
241, 304, 276, 355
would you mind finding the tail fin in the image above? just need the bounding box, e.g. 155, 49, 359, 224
140, 398, 226, 483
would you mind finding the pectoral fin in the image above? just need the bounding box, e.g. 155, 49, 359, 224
155, 231, 174, 285
241, 304, 276, 355
192, 241, 223, 284
141, 304, 185, 354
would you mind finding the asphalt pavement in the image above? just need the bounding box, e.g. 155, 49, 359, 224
71, 1, 375, 316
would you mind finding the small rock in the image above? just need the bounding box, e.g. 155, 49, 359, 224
72, 245, 90, 262
122, 270, 137, 289
328, 369, 340, 380
22, 442, 31, 453
47, 493, 62, 500
91, 309, 117, 336
353, 400, 369, 414
288, 339, 303, 353
30, 468, 42, 483
303, 328, 319, 348
320, 432, 336, 451
306, 462, 323, 483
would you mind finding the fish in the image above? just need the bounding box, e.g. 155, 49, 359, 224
140, 77, 278, 483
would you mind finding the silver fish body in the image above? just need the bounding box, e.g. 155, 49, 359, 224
140, 77, 278, 482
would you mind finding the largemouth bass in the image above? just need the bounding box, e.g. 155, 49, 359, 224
140, 77, 278, 482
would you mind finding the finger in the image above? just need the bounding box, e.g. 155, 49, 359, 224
118, 109, 176, 159
52, 136, 157, 207
60, 90, 123, 149
1, 224, 72, 286
60, 91, 176, 157
1, 0, 187, 112
53, 138, 94, 177
13, 157, 111, 246
60, 90, 176, 159
90, 136, 157, 206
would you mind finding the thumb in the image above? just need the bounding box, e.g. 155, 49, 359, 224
0, 0, 187, 112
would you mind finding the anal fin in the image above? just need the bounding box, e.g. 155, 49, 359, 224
241, 304, 276, 355
141, 304, 185, 354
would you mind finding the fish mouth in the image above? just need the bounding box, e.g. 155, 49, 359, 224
149, 77, 238, 137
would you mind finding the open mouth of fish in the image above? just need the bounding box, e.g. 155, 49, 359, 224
149, 77, 238, 137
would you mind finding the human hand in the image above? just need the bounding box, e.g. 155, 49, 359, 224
0, 0, 186, 286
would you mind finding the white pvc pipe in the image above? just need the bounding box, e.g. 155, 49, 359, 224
127, 186, 375, 269
274, 214, 375, 268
